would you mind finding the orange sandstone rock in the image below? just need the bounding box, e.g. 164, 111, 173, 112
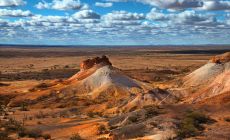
80, 55, 112, 70
210, 52, 230, 63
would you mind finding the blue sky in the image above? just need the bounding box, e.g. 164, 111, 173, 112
0, 0, 230, 45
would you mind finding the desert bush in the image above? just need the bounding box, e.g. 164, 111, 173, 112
20, 102, 29, 111
37, 121, 42, 124
70, 133, 83, 140
93, 112, 103, 117
106, 103, 113, 109
43, 133, 51, 139
36, 83, 50, 89
0, 105, 5, 115
87, 111, 95, 118
0, 95, 12, 106
42, 69, 49, 72
29, 82, 51, 91
129, 106, 138, 112
0, 131, 10, 140
4, 118, 23, 132
28, 88, 36, 92
128, 115, 138, 123
17, 128, 27, 137
145, 106, 159, 118
18, 127, 50, 139
224, 117, 230, 122
87, 111, 103, 118
64, 65, 70, 68
177, 110, 212, 138
0, 83, 10, 87
98, 124, 108, 134
18, 128, 42, 138
59, 111, 68, 118
1, 118, 24, 138
1, 118, 49, 139
28, 116, 33, 120
113, 124, 145, 139
57, 104, 66, 108
35, 111, 47, 119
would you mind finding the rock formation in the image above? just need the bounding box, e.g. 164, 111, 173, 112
210, 52, 230, 63
183, 52, 230, 104
9, 56, 176, 112
80, 55, 112, 70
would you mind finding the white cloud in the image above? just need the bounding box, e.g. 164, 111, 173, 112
106, 0, 203, 10
95, 2, 113, 8
102, 20, 140, 26
147, 8, 216, 26
0, 19, 9, 27
72, 10, 100, 19
141, 0, 203, 10
199, 0, 230, 11
173, 10, 214, 25
31, 15, 68, 23
97, 11, 145, 28
146, 8, 168, 21
102, 11, 145, 21
0, 0, 26, 7
107, 0, 230, 11
35, 0, 88, 10
35, 0, 50, 9
0, 9, 33, 17
1, 2, 230, 45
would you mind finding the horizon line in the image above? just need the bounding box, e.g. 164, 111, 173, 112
1, 44, 230, 47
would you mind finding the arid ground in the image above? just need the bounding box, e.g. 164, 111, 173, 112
0, 46, 230, 140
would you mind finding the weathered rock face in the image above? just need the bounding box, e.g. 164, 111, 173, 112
80, 55, 112, 70
210, 52, 230, 63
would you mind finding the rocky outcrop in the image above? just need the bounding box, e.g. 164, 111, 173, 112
183, 52, 230, 104
210, 52, 230, 63
80, 55, 112, 70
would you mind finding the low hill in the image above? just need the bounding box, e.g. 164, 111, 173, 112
183, 52, 230, 104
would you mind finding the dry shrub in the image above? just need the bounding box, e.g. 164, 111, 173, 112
35, 111, 47, 119
128, 115, 138, 123
70, 133, 83, 140
177, 110, 214, 138
224, 117, 230, 122
144, 106, 159, 118
18, 128, 51, 139
98, 124, 108, 134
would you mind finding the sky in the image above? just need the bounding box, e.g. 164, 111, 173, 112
0, 0, 230, 45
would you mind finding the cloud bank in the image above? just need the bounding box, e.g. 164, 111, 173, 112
0, 0, 230, 45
